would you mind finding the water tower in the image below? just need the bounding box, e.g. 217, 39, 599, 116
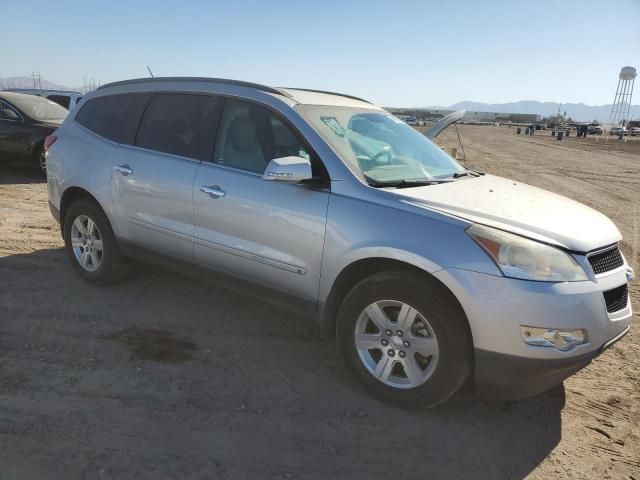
609, 66, 636, 127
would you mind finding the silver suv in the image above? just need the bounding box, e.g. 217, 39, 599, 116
46, 78, 633, 408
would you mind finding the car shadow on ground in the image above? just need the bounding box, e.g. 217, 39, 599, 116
0, 165, 44, 184
0, 247, 564, 479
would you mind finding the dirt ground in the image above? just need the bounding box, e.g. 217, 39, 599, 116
0, 125, 638, 479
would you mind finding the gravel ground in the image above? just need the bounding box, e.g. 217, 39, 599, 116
0, 126, 638, 479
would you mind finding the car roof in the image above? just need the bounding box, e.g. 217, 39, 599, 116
5, 88, 82, 95
97, 77, 380, 109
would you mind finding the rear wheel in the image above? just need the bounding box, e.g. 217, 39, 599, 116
337, 271, 472, 409
63, 199, 128, 284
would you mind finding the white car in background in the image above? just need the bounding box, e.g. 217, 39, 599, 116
4, 88, 83, 110
609, 127, 628, 136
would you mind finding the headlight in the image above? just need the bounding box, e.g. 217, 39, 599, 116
467, 224, 588, 282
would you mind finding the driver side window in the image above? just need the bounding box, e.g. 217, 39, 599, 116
0, 101, 21, 121
214, 99, 311, 174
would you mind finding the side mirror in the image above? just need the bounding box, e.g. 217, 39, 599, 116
262, 156, 313, 183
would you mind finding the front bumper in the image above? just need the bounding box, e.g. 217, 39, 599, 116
474, 326, 629, 400
432, 265, 632, 399
433, 266, 632, 358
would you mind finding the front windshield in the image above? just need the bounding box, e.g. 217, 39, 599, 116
296, 105, 464, 184
9, 95, 68, 122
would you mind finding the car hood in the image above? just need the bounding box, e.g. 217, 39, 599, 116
424, 110, 465, 139
395, 174, 621, 252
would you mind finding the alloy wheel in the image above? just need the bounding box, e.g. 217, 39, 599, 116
354, 299, 439, 389
70, 215, 104, 272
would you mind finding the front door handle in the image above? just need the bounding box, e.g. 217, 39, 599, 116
200, 185, 226, 199
115, 164, 133, 176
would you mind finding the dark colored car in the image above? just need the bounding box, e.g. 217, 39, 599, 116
0, 92, 69, 173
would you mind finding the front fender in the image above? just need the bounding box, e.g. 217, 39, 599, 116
318, 193, 501, 303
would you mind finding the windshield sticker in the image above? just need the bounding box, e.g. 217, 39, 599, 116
321, 116, 346, 137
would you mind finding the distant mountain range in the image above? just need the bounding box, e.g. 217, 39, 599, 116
0, 76, 80, 92
424, 101, 640, 122
2, 76, 637, 122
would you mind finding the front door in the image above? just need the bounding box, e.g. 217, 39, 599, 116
193, 98, 329, 302
0, 100, 30, 156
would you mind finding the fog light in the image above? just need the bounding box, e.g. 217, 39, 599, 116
521, 326, 588, 351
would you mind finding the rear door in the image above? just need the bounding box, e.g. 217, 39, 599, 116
192, 98, 330, 301
109, 93, 222, 260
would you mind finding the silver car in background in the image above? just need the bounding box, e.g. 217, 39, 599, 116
45, 78, 633, 408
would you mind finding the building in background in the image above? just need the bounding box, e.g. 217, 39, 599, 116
388, 108, 540, 124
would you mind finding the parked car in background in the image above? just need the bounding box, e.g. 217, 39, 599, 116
630, 127, 640, 136
610, 127, 628, 136
588, 124, 603, 135
46, 77, 633, 409
4, 88, 83, 110
404, 116, 418, 126
0, 92, 68, 172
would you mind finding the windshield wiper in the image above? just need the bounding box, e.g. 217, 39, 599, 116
366, 178, 454, 188
451, 169, 481, 179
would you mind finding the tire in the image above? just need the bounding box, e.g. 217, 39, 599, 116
33, 146, 46, 177
336, 270, 472, 409
63, 198, 129, 284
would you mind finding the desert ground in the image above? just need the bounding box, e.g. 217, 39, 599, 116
0, 125, 638, 479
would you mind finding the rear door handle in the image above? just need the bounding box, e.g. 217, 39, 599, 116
200, 185, 226, 199
115, 164, 133, 176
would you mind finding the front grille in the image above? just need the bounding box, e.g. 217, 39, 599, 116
603, 284, 628, 313
588, 246, 624, 274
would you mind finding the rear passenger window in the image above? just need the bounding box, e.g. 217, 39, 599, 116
136, 94, 222, 161
75, 93, 151, 145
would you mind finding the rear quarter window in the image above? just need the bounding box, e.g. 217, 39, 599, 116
75, 93, 151, 144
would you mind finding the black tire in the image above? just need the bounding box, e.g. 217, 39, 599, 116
63, 198, 129, 285
336, 270, 472, 409
33, 146, 46, 177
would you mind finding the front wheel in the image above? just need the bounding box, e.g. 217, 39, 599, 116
63, 199, 129, 284
337, 271, 472, 409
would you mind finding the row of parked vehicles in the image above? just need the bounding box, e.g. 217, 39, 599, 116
610, 126, 640, 136
0, 78, 634, 408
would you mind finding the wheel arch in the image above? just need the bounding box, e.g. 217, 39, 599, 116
320, 257, 473, 348
59, 186, 107, 240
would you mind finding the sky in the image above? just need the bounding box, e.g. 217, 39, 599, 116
1, 0, 639, 107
